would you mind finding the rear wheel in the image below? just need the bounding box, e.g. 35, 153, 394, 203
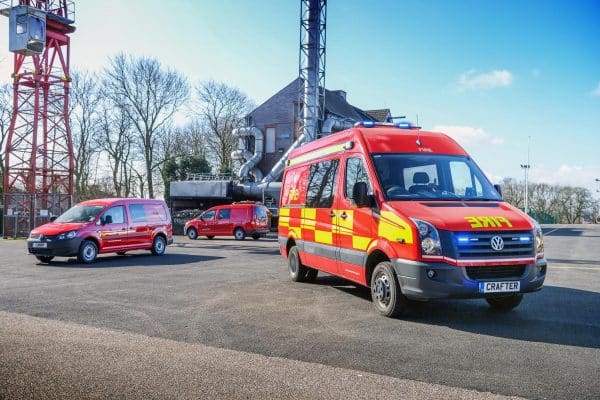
234, 228, 246, 241
77, 240, 98, 264
187, 227, 198, 240
486, 294, 523, 311
151, 235, 166, 256
370, 261, 409, 317
252, 234, 260, 240
35, 256, 54, 263
287, 246, 317, 282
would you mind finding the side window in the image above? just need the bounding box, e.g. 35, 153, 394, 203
218, 209, 231, 219
306, 159, 339, 208
144, 204, 167, 222
345, 157, 373, 199
129, 204, 146, 223
202, 210, 216, 220
104, 206, 126, 224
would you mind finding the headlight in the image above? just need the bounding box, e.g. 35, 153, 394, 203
410, 218, 442, 256
57, 230, 77, 240
531, 218, 544, 257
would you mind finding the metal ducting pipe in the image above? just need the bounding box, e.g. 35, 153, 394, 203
231, 127, 264, 182
261, 131, 308, 184
321, 115, 355, 136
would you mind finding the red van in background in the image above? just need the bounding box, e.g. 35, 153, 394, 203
184, 202, 270, 241
27, 198, 173, 264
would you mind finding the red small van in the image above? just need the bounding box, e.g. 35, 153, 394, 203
27, 198, 173, 264
184, 202, 270, 240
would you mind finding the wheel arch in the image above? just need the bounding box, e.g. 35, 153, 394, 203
365, 249, 391, 287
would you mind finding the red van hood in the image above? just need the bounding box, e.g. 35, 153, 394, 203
31, 222, 89, 236
386, 201, 533, 231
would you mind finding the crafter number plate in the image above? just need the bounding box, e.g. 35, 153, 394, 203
479, 281, 520, 293
32, 242, 47, 248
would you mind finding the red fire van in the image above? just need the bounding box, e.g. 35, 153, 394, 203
27, 198, 173, 263
184, 202, 270, 240
278, 122, 546, 317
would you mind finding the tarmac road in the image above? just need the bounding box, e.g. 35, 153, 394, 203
0, 224, 598, 399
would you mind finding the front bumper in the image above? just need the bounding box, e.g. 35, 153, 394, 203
27, 237, 83, 257
392, 257, 547, 301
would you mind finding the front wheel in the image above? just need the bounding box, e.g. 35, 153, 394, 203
370, 261, 409, 318
187, 227, 198, 240
287, 246, 317, 282
486, 294, 523, 311
35, 256, 54, 263
151, 235, 166, 256
77, 240, 98, 264
234, 228, 246, 241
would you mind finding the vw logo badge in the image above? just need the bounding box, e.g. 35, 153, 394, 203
490, 235, 504, 251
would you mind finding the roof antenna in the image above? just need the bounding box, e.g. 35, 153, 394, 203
415, 113, 422, 147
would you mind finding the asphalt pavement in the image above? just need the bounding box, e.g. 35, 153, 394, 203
0, 224, 598, 399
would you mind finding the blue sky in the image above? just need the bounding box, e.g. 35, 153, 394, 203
1, 0, 599, 192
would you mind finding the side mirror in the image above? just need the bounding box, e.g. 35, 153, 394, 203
353, 182, 372, 208
102, 215, 113, 225
49, 216, 57, 222
493, 184, 503, 199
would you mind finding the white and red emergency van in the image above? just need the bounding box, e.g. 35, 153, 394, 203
278, 122, 546, 317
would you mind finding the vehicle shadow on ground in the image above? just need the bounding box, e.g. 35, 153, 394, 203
315, 275, 600, 349
176, 242, 281, 256
38, 253, 223, 268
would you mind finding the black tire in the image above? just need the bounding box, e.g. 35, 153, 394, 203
35, 256, 54, 263
252, 234, 260, 240
187, 227, 198, 240
206, 235, 215, 240
287, 246, 317, 282
370, 261, 409, 317
117, 252, 127, 256
77, 240, 98, 264
234, 228, 246, 241
486, 294, 523, 311
151, 235, 166, 256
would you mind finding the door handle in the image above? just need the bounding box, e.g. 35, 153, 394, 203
329, 211, 336, 218
340, 212, 348, 220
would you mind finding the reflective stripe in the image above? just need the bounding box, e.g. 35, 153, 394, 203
378, 210, 413, 244
287, 143, 347, 167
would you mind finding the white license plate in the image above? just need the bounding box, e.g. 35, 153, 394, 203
479, 281, 520, 293
32, 242, 47, 248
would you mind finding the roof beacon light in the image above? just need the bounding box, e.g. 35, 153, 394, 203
354, 121, 376, 128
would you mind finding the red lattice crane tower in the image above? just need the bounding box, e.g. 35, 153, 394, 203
1, 0, 75, 237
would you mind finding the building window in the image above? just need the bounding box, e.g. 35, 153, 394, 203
266, 127, 276, 153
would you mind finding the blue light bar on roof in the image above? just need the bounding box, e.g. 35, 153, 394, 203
354, 121, 376, 128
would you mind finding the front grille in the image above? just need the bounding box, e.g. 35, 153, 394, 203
466, 265, 526, 280
452, 230, 534, 258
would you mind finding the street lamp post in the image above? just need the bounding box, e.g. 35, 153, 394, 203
520, 136, 532, 215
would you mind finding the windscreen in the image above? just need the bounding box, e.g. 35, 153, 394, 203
54, 205, 105, 223
372, 154, 501, 201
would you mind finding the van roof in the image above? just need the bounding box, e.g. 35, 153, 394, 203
288, 127, 468, 165
77, 198, 165, 207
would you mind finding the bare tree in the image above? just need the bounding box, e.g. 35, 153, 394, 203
71, 72, 102, 199
0, 84, 12, 191
194, 80, 253, 173
96, 100, 135, 197
103, 54, 189, 198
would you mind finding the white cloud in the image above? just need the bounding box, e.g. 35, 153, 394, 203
530, 164, 600, 190
432, 125, 504, 147
590, 82, 600, 97
457, 69, 513, 91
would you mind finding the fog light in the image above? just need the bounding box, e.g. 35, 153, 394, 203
427, 269, 436, 279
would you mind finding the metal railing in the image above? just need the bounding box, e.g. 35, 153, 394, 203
186, 173, 235, 181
